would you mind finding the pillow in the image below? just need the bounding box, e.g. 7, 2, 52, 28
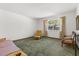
0, 38, 6, 42
0, 38, 7, 48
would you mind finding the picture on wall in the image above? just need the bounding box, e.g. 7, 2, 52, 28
48, 19, 60, 30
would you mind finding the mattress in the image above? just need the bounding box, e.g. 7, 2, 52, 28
0, 40, 20, 56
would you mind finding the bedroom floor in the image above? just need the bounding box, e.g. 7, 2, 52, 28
14, 37, 79, 56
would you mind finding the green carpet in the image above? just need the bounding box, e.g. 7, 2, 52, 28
13, 37, 79, 56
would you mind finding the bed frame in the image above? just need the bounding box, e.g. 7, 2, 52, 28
7, 50, 27, 56
0, 37, 27, 56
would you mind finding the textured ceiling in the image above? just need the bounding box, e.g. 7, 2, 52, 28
0, 3, 78, 18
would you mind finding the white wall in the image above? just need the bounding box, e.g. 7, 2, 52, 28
0, 9, 37, 40
65, 11, 76, 36
76, 4, 79, 15
37, 10, 76, 38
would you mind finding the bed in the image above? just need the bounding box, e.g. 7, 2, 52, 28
73, 30, 79, 48
0, 37, 27, 56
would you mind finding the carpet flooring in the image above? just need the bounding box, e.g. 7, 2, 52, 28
14, 37, 79, 56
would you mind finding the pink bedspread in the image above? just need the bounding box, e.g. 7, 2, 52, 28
0, 40, 20, 56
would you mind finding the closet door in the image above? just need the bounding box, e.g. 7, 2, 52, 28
76, 16, 79, 30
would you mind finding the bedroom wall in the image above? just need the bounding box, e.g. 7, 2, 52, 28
64, 11, 76, 36
37, 10, 76, 38
0, 9, 37, 40
76, 4, 79, 15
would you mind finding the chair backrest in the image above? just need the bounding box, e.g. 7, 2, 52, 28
35, 30, 42, 36
72, 31, 76, 40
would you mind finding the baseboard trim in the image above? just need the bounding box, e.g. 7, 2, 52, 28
20, 36, 33, 39
13, 36, 33, 41
47, 37, 60, 40
13, 36, 61, 41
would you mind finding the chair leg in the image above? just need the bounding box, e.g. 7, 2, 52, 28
61, 41, 63, 47
72, 43, 75, 49
61, 41, 64, 47
61, 43, 63, 47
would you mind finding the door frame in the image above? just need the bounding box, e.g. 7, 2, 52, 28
76, 15, 79, 30
60, 16, 66, 39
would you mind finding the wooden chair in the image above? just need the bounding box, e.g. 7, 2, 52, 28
61, 32, 75, 47
34, 30, 42, 40
61, 36, 75, 47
